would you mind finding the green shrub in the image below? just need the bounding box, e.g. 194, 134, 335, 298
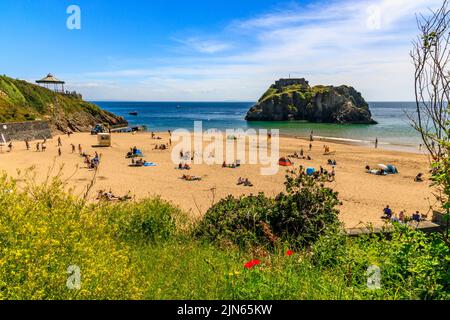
196, 171, 340, 249
194, 193, 274, 248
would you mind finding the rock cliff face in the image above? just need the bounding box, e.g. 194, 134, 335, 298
0, 75, 127, 133
246, 78, 376, 124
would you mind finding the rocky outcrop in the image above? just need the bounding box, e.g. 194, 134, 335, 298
0, 75, 127, 133
246, 78, 376, 124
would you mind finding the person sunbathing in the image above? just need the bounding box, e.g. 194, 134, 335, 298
183, 164, 191, 170
182, 174, 201, 181
414, 173, 424, 182
237, 177, 245, 185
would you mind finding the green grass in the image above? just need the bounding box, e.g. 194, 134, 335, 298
0, 172, 448, 300
0, 75, 104, 123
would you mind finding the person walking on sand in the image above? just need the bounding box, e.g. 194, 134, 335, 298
58, 147, 62, 157
375, 138, 378, 149
57, 137, 62, 147
71, 144, 75, 153
78, 144, 82, 154
7, 142, 12, 152
36, 142, 40, 152
25, 139, 30, 150
41, 143, 47, 152
309, 143, 312, 151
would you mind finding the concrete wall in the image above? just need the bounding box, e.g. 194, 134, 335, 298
0, 121, 52, 142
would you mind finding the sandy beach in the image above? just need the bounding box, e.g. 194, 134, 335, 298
0, 131, 434, 228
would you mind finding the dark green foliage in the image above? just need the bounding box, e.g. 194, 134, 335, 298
195, 171, 340, 249
271, 170, 340, 247
195, 193, 275, 248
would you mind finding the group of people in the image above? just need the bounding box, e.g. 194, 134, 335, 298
178, 163, 191, 170
237, 177, 253, 187
154, 143, 169, 150
96, 189, 132, 202
222, 160, 241, 169
290, 149, 312, 161
83, 151, 101, 169
181, 174, 201, 181
382, 205, 427, 223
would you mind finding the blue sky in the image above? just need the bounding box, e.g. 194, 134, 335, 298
0, 0, 443, 101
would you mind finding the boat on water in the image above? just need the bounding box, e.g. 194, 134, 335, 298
176, 105, 182, 109
129, 111, 138, 116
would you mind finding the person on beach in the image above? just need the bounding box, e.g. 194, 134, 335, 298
78, 144, 82, 154
71, 144, 75, 153
25, 139, 30, 150
398, 210, 405, 222
36, 143, 40, 152
58, 148, 62, 157
412, 211, 421, 222
415, 173, 424, 182
7, 142, 12, 152
41, 143, 46, 152
309, 143, 312, 151
383, 205, 392, 219
57, 137, 62, 147
375, 138, 378, 149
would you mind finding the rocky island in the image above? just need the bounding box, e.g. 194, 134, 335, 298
0, 75, 127, 134
246, 78, 376, 124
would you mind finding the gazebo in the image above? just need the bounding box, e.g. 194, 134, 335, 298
36, 73, 65, 93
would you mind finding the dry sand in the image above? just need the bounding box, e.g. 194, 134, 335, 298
0, 132, 435, 228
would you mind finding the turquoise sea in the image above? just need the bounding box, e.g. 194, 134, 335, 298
94, 101, 421, 151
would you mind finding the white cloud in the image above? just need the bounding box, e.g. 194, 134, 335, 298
173, 37, 232, 54
76, 0, 444, 101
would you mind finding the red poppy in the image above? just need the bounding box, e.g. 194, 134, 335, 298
244, 259, 261, 269
286, 250, 294, 256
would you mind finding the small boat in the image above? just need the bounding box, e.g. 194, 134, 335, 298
176, 105, 182, 109
129, 111, 138, 116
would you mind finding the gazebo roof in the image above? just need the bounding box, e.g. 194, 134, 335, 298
36, 73, 65, 84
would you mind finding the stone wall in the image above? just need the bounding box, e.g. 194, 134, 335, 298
0, 121, 52, 142
274, 78, 309, 90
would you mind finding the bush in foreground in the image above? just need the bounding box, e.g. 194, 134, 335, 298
195, 171, 340, 249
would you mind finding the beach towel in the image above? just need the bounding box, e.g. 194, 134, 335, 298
387, 165, 398, 174
306, 168, 315, 176
144, 162, 157, 167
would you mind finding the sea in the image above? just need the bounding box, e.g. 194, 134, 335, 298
94, 101, 422, 152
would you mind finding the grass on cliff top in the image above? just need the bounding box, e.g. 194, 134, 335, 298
0, 171, 448, 300
0, 75, 102, 123
258, 84, 331, 104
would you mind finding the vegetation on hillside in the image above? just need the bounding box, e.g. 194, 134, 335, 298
0, 75, 125, 131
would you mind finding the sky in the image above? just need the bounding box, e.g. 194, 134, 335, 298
0, 0, 444, 101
